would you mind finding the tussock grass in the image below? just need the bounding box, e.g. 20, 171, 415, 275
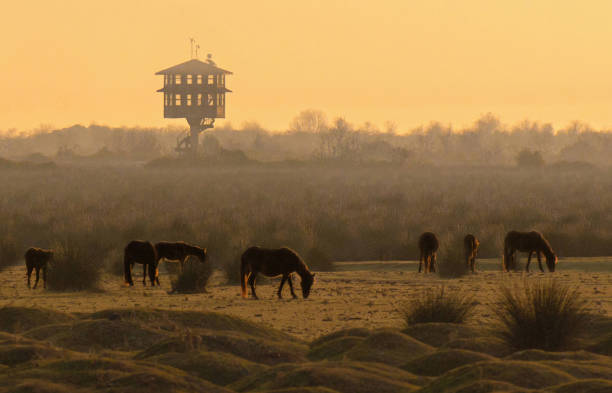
0, 237, 18, 272
170, 259, 212, 294
492, 279, 589, 351
436, 235, 469, 278
401, 287, 474, 325
46, 243, 103, 291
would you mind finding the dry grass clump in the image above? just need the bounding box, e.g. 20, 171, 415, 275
46, 243, 103, 291
0, 237, 18, 272
170, 259, 213, 294
436, 235, 470, 278
492, 279, 589, 351
401, 287, 474, 325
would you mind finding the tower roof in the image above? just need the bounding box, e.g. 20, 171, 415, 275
155, 59, 232, 75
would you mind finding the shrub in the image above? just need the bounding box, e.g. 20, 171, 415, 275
516, 149, 545, 167
492, 280, 588, 350
171, 259, 212, 294
401, 286, 474, 325
47, 243, 103, 291
437, 235, 469, 278
0, 237, 19, 272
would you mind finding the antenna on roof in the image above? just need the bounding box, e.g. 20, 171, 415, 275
195, 44, 200, 59
189, 37, 196, 59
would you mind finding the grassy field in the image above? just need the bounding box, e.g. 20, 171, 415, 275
1, 163, 612, 391
0, 268, 611, 392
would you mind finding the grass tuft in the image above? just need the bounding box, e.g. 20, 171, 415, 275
492, 279, 589, 351
401, 286, 474, 325
436, 235, 470, 278
0, 237, 19, 272
171, 259, 212, 294
46, 242, 103, 291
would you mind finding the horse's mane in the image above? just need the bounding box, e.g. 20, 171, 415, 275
281, 247, 312, 276
537, 233, 555, 257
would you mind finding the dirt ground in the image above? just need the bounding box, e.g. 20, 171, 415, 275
1, 261, 611, 341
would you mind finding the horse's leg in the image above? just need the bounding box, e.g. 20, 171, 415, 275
526, 251, 533, 272
287, 274, 297, 299
33, 267, 40, 289
277, 275, 287, 299
142, 263, 147, 286
27, 265, 33, 288
42, 265, 47, 289
248, 272, 258, 299
431, 253, 437, 273
537, 252, 544, 272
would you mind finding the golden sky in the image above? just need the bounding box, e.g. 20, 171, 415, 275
2, 0, 612, 132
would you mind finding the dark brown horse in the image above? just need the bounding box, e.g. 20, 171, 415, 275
418, 232, 439, 273
464, 234, 480, 273
124, 240, 158, 286
25, 248, 53, 289
240, 246, 315, 299
503, 231, 557, 272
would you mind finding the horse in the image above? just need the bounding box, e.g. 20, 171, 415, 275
240, 246, 316, 300
503, 231, 557, 272
154, 241, 207, 285
464, 234, 480, 273
418, 232, 439, 273
124, 240, 158, 286
25, 248, 53, 289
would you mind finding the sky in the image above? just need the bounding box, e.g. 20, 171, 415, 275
1, 0, 612, 133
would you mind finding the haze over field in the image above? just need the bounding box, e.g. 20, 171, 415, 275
3, 1, 612, 132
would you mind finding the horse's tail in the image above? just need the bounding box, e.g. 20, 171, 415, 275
240, 255, 249, 299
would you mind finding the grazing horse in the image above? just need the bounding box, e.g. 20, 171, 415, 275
418, 232, 439, 273
503, 231, 558, 272
124, 240, 158, 286
240, 246, 316, 300
464, 234, 480, 273
25, 248, 53, 289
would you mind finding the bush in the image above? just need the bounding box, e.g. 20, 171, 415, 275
306, 247, 334, 272
47, 243, 103, 291
516, 149, 545, 167
492, 280, 588, 350
401, 286, 474, 325
171, 259, 212, 294
0, 237, 19, 272
437, 235, 469, 278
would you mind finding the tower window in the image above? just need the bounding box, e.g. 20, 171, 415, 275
164, 93, 169, 106
175, 94, 181, 106
196, 75, 202, 84
175, 75, 182, 85
207, 75, 214, 85
187, 75, 193, 85
186, 94, 192, 106
197, 93, 202, 106
207, 93, 214, 106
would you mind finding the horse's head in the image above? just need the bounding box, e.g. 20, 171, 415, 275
301, 272, 316, 299
546, 253, 558, 272
197, 248, 208, 263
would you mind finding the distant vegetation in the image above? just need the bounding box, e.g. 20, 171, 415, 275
3, 112, 612, 167
2, 112, 612, 273
1, 164, 612, 276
